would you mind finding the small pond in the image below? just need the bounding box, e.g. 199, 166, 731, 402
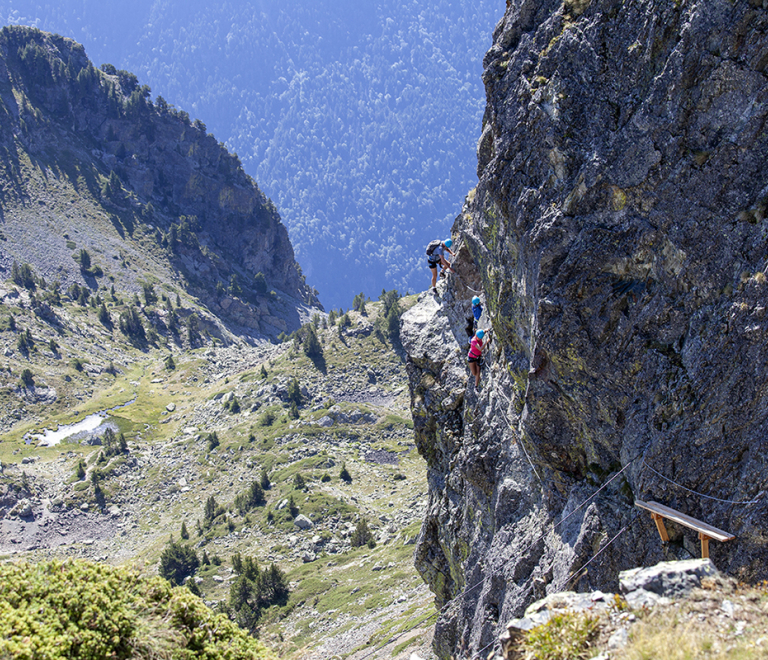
26, 395, 137, 447
29, 413, 108, 446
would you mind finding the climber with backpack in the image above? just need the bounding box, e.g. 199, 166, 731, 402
471, 296, 483, 328
467, 329, 485, 388
426, 238, 455, 293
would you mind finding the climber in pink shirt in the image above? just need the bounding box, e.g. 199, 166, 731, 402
467, 329, 485, 388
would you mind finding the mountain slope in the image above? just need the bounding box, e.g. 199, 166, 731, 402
402, 1, 768, 658
0, 26, 317, 339
0, 0, 500, 308
1, 294, 434, 660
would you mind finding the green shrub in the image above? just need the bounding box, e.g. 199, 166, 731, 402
259, 409, 275, 427
206, 432, 220, 451
18, 368, 34, 389
233, 481, 266, 515
0, 559, 276, 659
339, 464, 352, 483
158, 539, 199, 586
350, 518, 375, 548
521, 611, 599, 660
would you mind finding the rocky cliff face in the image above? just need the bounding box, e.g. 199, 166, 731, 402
0, 26, 317, 337
402, 1, 768, 657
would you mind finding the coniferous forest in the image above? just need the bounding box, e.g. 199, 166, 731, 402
1, 0, 500, 307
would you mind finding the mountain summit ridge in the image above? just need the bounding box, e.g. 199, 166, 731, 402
0, 25, 317, 339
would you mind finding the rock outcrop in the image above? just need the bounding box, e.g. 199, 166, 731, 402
402, 1, 768, 658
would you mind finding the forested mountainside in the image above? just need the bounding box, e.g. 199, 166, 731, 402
402, 0, 768, 658
0, 0, 500, 308
0, 26, 317, 338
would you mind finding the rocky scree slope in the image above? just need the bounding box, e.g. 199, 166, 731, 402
402, 1, 768, 658
0, 26, 317, 338
1, 300, 436, 660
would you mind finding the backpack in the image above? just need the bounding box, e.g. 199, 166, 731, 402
426, 240, 442, 257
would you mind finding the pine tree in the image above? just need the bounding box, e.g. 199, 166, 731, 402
287, 377, 302, 405
303, 324, 322, 358
351, 518, 375, 548
98, 303, 111, 327
158, 539, 199, 586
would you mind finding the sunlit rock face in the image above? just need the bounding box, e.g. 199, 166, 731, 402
402, 1, 768, 657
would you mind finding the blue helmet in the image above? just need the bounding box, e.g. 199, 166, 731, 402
476, 329, 485, 339
472, 296, 481, 306
444, 238, 453, 248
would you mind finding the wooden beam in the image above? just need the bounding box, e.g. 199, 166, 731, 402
699, 533, 711, 559
651, 512, 670, 543
635, 500, 734, 543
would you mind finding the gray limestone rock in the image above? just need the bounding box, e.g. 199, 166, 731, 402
9, 498, 33, 518
293, 514, 314, 530
619, 558, 718, 608
402, 1, 768, 658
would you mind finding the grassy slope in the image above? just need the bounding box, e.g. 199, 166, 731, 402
0, 292, 437, 659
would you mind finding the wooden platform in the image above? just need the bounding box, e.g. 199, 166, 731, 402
635, 499, 735, 558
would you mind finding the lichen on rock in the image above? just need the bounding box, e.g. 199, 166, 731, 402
402, 1, 768, 658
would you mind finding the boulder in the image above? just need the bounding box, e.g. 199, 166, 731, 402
619, 559, 719, 608
293, 514, 314, 530
10, 499, 33, 518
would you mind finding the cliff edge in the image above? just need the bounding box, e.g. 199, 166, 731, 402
0, 26, 318, 338
402, 1, 768, 657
